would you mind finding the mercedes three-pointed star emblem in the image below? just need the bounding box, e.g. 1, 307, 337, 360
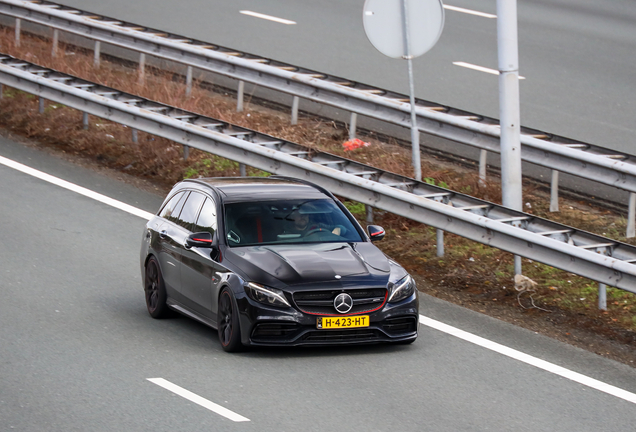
334, 293, 353, 314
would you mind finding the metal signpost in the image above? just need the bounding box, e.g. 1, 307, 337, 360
497, 0, 522, 211
363, 0, 444, 181
497, 0, 523, 274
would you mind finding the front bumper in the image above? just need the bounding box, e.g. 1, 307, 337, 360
236, 293, 419, 346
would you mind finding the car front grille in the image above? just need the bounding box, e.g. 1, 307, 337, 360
382, 316, 418, 335
293, 288, 387, 315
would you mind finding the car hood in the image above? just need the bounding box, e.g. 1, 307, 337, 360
224, 242, 391, 288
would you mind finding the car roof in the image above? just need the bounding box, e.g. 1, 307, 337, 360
183, 177, 329, 202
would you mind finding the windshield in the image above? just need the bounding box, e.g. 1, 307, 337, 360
224, 199, 364, 246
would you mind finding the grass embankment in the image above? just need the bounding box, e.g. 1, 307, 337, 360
1, 27, 635, 354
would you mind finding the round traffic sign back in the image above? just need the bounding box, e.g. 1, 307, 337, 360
363, 0, 445, 59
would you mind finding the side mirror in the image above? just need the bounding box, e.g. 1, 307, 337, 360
367, 225, 385, 242
186, 231, 217, 248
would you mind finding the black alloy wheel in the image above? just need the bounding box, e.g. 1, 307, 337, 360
218, 288, 242, 352
144, 257, 170, 318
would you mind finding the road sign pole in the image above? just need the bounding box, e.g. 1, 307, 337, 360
498, 0, 523, 275
497, 0, 522, 211
401, 0, 422, 181
363, 0, 443, 182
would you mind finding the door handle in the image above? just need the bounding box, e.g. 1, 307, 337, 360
159, 230, 168, 239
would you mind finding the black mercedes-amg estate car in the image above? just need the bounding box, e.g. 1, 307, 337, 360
140, 176, 418, 351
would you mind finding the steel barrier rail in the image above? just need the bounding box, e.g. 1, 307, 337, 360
2, 0, 636, 196
1, 53, 636, 292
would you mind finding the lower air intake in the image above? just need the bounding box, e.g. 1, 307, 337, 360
302, 329, 381, 342
382, 316, 417, 334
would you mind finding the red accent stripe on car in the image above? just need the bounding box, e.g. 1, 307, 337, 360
256, 218, 263, 243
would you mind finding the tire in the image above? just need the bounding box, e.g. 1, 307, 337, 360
144, 257, 171, 319
218, 288, 243, 352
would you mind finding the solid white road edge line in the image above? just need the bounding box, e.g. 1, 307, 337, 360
444, 5, 497, 19
2, 153, 635, 406
453, 61, 526, 80
420, 315, 636, 405
0, 155, 154, 221
147, 378, 250, 422
239, 10, 296, 25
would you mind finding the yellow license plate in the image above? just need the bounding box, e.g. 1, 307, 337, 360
317, 315, 369, 329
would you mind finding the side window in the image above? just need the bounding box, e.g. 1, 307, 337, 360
177, 192, 206, 231
193, 198, 217, 235
172, 192, 190, 224
159, 191, 186, 223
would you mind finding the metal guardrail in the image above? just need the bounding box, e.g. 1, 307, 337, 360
1, 52, 635, 293
2, 0, 636, 202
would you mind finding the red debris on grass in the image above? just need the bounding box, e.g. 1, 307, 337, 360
342, 138, 370, 151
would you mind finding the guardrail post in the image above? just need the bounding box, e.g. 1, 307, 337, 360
436, 229, 444, 257
82, 112, 89, 130
550, 170, 559, 212
628, 193, 636, 238
15, 18, 21, 47
479, 149, 487, 184
51, 29, 59, 58
514, 255, 522, 275
183, 145, 189, 160
186, 66, 193, 97
138, 53, 146, 84
236, 80, 244, 112
291, 96, 299, 125
38, 97, 45, 114
349, 112, 358, 140
598, 283, 607, 311
93, 41, 101, 68
131, 128, 138, 144
366, 205, 374, 224
239, 163, 247, 176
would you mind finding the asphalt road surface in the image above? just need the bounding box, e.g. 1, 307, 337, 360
51, 0, 636, 156
2, 137, 636, 431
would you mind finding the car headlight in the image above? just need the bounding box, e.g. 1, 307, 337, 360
245, 282, 291, 308
388, 275, 415, 303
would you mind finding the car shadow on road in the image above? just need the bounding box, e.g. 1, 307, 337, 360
243, 342, 416, 359
139, 307, 417, 357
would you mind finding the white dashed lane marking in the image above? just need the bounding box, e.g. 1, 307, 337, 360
453, 61, 526, 79
444, 5, 497, 19
239, 10, 296, 25
148, 378, 250, 422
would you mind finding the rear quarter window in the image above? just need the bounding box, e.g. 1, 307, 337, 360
159, 191, 186, 222
177, 192, 206, 230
